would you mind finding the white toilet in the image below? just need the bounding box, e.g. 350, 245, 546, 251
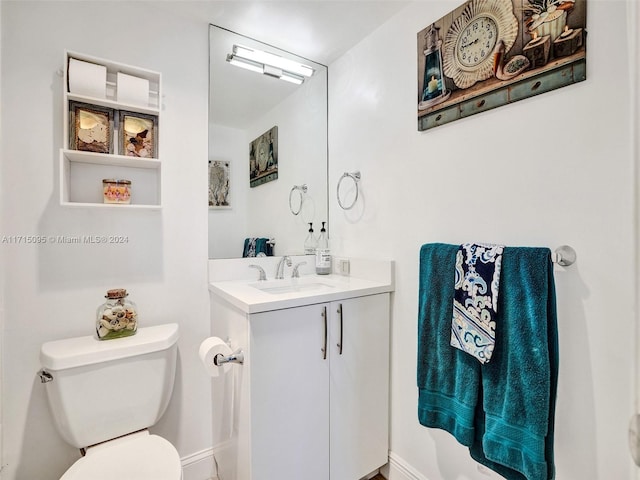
39, 323, 183, 479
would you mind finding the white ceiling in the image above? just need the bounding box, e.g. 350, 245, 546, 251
153, 1, 410, 65
153, 1, 409, 129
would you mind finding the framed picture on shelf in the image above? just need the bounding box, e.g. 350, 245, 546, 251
119, 111, 158, 158
69, 101, 114, 154
208, 160, 231, 209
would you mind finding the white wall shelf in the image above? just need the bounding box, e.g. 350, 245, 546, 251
60, 150, 162, 208
62, 149, 161, 169
60, 51, 162, 209
66, 92, 160, 117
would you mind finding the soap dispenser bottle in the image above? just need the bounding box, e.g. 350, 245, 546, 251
315, 222, 331, 275
304, 223, 317, 255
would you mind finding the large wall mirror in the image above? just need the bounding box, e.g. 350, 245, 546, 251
208, 25, 328, 259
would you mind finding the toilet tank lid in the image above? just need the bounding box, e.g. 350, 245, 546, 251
41, 323, 179, 371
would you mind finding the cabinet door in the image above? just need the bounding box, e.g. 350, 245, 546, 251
329, 294, 390, 480
250, 304, 330, 480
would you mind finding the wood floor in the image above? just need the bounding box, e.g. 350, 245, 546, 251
370, 475, 386, 480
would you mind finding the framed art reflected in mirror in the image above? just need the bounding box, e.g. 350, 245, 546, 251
209, 160, 231, 209
250, 126, 278, 188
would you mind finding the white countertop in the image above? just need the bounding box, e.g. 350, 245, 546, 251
209, 273, 393, 314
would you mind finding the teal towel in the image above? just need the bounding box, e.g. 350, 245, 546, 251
417, 243, 558, 480
418, 243, 479, 446
242, 237, 273, 257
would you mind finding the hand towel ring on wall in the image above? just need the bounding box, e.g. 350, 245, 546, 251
289, 184, 308, 215
337, 171, 361, 210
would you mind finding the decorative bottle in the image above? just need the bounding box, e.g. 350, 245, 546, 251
315, 222, 331, 275
96, 288, 138, 340
304, 223, 317, 255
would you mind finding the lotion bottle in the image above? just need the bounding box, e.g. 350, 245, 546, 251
315, 222, 331, 275
304, 223, 317, 255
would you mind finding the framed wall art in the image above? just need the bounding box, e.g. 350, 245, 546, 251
249, 126, 278, 188
417, 0, 586, 131
119, 111, 158, 158
69, 101, 114, 154
209, 160, 231, 208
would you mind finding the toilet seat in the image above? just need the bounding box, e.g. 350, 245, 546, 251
60, 430, 182, 480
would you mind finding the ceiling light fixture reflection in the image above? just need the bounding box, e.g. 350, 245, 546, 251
226, 44, 313, 85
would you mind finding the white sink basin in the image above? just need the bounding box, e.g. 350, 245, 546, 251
250, 279, 335, 295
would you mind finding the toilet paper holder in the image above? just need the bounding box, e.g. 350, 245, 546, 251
213, 348, 244, 366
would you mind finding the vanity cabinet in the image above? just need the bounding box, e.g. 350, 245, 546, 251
60, 51, 162, 209
210, 290, 390, 480
249, 294, 390, 480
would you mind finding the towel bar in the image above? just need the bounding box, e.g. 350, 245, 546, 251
552, 245, 576, 266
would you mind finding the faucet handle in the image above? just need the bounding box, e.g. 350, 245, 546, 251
249, 264, 267, 281
291, 261, 307, 278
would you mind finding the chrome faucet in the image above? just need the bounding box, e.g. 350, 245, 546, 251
275, 256, 292, 279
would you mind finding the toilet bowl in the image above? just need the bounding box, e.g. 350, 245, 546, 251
40, 323, 182, 479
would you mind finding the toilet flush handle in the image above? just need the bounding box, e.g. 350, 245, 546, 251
38, 369, 54, 383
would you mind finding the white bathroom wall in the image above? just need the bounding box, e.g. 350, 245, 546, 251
634, 3, 640, 475
632, 2, 640, 477
0, 1, 4, 472
0, 2, 212, 479
328, 1, 636, 479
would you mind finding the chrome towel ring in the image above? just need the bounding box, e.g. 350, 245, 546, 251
337, 171, 361, 210
289, 184, 307, 215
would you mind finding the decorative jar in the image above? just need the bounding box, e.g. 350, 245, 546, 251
103, 179, 131, 204
96, 288, 138, 340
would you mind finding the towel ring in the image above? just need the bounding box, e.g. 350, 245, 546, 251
289, 184, 307, 215
337, 171, 361, 210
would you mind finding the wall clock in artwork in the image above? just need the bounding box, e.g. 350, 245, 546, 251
417, 0, 587, 131
442, 0, 518, 89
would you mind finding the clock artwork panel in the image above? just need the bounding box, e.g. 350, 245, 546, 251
249, 126, 278, 188
417, 0, 586, 131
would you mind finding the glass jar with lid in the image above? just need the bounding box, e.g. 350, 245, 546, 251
96, 288, 138, 340
103, 179, 131, 204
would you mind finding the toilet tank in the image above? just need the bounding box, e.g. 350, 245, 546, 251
40, 323, 179, 449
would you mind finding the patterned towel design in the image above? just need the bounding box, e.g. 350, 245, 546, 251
450, 243, 503, 364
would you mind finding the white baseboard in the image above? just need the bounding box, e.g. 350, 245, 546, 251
181, 447, 215, 480
181, 448, 427, 480
383, 451, 431, 480
181, 441, 234, 480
